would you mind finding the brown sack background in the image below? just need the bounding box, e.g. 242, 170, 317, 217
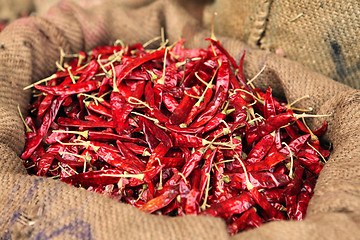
203, 0, 360, 89
0, 0, 360, 239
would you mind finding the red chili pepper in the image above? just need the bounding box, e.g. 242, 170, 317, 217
169, 86, 201, 125
228, 172, 290, 190
296, 119, 328, 136
35, 80, 100, 96
227, 208, 262, 235
171, 132, 205, 148
185, 87, 213, 126
263, 87, 277, 119
201, 192, 255, 219
163, 93, 179, 113
143, 118, 173, 148
114, 48, 166, 86
62, 169, 123, 187
21, 95, 67, 159
77, 60, 100, 83
245, 134, 274, 164
198, 148, 218, 201
140, 186, 179, 213
246, 111, 296, 145
58, 117, 114, 128
191, 86, 227, 128
97, 147, 144, 174
181, 148, 205, 178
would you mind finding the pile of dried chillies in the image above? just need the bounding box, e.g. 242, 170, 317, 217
20, 37, 330, 235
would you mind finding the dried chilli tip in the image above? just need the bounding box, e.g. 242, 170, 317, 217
21, 36, 330, 234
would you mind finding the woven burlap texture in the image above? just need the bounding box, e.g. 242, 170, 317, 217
0, 0, 359, 239
203, 0, 360, 89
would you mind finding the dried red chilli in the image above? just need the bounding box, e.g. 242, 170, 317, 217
21, 37, 331, 235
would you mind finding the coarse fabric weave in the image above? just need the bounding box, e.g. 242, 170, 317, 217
203, 0, 360, 89
0, 0, 359, 239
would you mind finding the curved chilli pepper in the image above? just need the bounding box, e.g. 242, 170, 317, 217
87, 101, 112, 118
36, 152, 58, 176
298, 157, 323, 174
245, 151, 288, 172
141, 117, 160, 152
169, 86, 201, 125
296, 119, 328, 137
114, 48, 166, 86
61, 169, 123, 187
285, 160, 304, 219
294, 188, 311, 220
110, 91, 129, 135
202, 111, 226, 133
198, 148, 218, 201
264, 87, 276, 119
181, 148, 205, 178
57, 117, 114, 128
227, 208, 262, 235
246, 111, 297, 145
91, 46, 122, 59
171, 132, 205, 148
279, 134, 310, 156
201, 192, 255, 219
191, 86, 227, 128
45, 127, 70, 144
34, 80, 100, 96
249, 185, 285, 220
212, 151, 227, 202
163, 93, 179, 113
116, 141, 146, 170
185, 87, 213, 126
261, 189, 286, 204
123, 142, 150, 156
140, 186, 179, 214
185, 188, 200, 215
143, 118, 173, 148
97, 147, 144, 174
245, 134, 275, 164
214, 58, 230, 96
146, 142, 171, 170
86, 131, 147, 145
77, 59, 100, 83
21, 95, 67, 159
284, 125, 300, 139
228, 172, 290, 190
24, 116, 37, 140
37, 94, 54, 119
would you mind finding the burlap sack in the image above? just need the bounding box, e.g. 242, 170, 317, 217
203, 0, 360, 89
0, 0, 359, 239
0, 0, 34, 22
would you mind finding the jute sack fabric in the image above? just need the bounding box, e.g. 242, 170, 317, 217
203, 0, 360, 89
0, 0, 34, 22
0, 0, 359, 239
